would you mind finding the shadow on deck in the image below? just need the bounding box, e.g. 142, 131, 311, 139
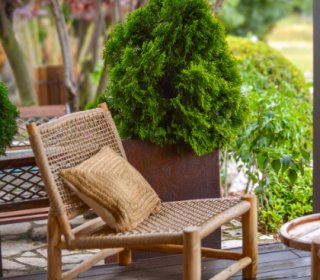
4, 243, 311, 280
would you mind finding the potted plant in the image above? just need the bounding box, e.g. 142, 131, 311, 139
0, 81, 18, 156
102, 0, 246, 247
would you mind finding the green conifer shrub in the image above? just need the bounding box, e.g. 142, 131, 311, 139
0, 81, 18, 156
102, 0, 247, 156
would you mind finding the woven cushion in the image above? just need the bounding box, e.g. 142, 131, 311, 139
63, 180, 118, 230
60, 146, 161, 232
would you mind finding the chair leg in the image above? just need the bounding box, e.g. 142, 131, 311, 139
47, 215, 62, 280
241, 195, 258, 279
312, 239, 320, 280
183, 226, 201, 280
118, 248, 132, 266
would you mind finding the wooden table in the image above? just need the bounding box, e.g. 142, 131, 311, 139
280, 213, 320, 280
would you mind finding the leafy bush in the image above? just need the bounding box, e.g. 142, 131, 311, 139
227, 36, 312, 233
259, 169, 312, 233
102, 0, 247, 156
227, 36, 310, 101
0, 81, 19, 156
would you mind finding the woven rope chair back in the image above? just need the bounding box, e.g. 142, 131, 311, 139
35, 107, 126, 218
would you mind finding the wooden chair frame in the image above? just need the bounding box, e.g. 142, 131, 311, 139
27, 103, 258, 280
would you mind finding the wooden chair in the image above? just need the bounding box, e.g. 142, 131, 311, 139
27, 103, 258, 280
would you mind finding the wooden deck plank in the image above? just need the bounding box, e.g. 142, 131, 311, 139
257, 249, 300, 262
293, 250, 311, 257
3, 245, 312, 280
255, 256, 311, 273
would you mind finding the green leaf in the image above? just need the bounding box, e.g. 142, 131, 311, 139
257, 155, 267, 170
280, 154, 292, 171
301, 149, 310, 161
271, 159, 281, 174
288, 169, 298, 185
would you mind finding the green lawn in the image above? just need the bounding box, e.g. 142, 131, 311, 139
267, 16, 312, 81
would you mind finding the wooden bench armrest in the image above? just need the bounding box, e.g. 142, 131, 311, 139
0, 207, 49, 225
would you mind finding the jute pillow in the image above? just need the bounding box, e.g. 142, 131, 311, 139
60, 146, 161, 232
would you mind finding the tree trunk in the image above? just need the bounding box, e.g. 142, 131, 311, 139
78, 0, 104, 108
135, 0, 147, 9
94, 62, 108, 100
0, 1, 37, 106
89, 0, 103, 69
114, 0, 123, 23
212, 0, 225, 14
49, 0, 78, 112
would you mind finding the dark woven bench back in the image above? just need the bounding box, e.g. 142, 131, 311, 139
0, 105, 66, 212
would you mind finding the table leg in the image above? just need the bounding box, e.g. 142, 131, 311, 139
312, 239, 320, 280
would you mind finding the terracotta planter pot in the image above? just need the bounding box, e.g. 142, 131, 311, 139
122, 139, 222, 252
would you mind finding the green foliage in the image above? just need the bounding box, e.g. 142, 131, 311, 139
227, 36, 310, 101
291, 0, 312, 15
227, 37, 312, 232
84, 61, 105, 110
0, 81, 19, 156
102, 0, 247, 156
258, 169, 312, 233
218, 0, 311, 39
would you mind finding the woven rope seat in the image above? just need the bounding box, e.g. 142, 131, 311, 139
27, 104, 258, 280
72, 198, 245, 248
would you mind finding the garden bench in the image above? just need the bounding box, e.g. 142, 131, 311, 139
0, 105, 66, 276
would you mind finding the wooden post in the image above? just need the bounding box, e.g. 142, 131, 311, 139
47, 65, 67, 105
34, 67, 48, 105
117, 248, 132, 266
313, 0, 320, 213
312, 238, 320, 280
47, 215, 62, 280
183, 226, 201, 280
241, 195, 258, 279
34, 65, 68, 106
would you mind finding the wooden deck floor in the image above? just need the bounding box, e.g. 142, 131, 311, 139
5, 243, 312, 280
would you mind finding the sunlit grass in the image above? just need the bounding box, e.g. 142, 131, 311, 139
267, 16, 312, 42
267, 15, 312, 80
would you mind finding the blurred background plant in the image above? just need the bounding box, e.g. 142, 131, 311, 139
225, 36, 312, 233
0, 81, 19, 156
0, 0, 312, 108
216, 0, 312, 40
0, 0, 312, 107
0, 0, 148, 109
